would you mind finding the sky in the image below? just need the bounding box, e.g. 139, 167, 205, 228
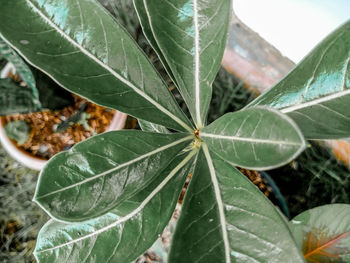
233, 0, 350, 63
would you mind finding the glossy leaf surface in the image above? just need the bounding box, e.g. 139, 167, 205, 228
169, 145, 304, 263
0, 79, 38, 115
200, 107, 306, 170
34, 130, 192, 222
0, 0, 193, 132
34, 151, 196, 263
133, 0, 177, 85
141, 0, 231, 127
291, 204, 350, 263
248, 21, 350, 139
0, 37, 40, 107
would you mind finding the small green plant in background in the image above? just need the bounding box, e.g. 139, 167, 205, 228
4, 120, 31, 145
0, 38, 74, 116
0, 1, 350, 262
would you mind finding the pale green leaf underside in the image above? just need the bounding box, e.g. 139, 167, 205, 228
34, 151, 196, 263
34, 130, 192, 222
169, 146, 304, 263
291, 204, 350, 263
200, 107, 306, 170
141, 0, 231, 127
138, 119, 170, 134
0, 0, 193, 132
247, 20, 350, 139
0, 36, 40, 107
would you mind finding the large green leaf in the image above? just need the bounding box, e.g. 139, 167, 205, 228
34, 130, 193, 222
200, 107, 306, 170
0, 0, 193, 132
34, 150, 196, 263
291, 204, 350, 263
169, 145, 304, 262
139, 0, 231, 127
133, 0, 177, 85
0, 37, 40, 108
247, 21, 350, 139
0, 78, 38, 115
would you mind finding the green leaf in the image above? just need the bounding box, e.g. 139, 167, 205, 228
34, 150, 196, 263
139, 0, 232, 127
0, 78, 38, 115
34, 130, 193, 222
0, 36, 40, 108
138, 119, 170, 134
133, 0, 177, 85
0, 0, 193, 132
247, 21, 350, 139
290, 204, 350, 263
200, 107, 306, 170
169, 145, 304, 262
4, 120, 31, 145
54, 103, 88, 132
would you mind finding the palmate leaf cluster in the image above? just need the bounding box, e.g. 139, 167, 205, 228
0, 1, 349, 262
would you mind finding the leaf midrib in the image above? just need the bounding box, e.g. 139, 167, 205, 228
35, 135, 193, 199
35, 149, 197, 254
200, 132, 302, 146
281, 87, 350, 114
304, 231, 350, 259
202, 144, 231, 263
193, 0, 201, 127
22, 0, 192, 132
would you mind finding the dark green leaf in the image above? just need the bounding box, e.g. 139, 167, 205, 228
34, 150, 196, 263
34, 130, 193, 222
4, 120, 31, 145
0, 0, 193, 132
200, 107, 306, 170
169, 145, 304, 262
0, 36, 40, 108
140, 0, 232, 127
247, 21, 350, 139
291, 204, 350, 263
133, 0, 177, 85
31, 66, 74, 110
0, 78, 38, 115
55, 103, 88, 132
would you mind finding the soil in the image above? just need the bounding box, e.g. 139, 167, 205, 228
3, 95, 115, 159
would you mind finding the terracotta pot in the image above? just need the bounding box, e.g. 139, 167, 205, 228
0, 63, 127, 170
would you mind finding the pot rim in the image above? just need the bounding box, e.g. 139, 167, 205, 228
0, 62, 127, 171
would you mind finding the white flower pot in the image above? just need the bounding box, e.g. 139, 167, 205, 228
0, 63, 127, 171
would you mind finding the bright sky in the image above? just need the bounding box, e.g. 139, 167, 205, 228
233, 0, 350, 63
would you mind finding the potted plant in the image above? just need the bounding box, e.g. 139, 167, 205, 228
0, 40, 127, 170
0, 1, 349, 262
